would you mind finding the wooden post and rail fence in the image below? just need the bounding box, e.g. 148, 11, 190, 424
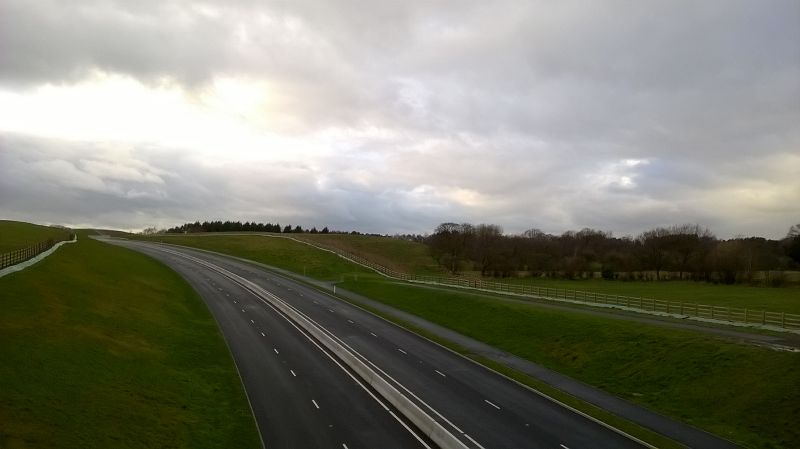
0, 233, 76, 271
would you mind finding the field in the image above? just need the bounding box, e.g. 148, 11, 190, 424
0, 220, 71, 253
0, 231, 260, 449
496, 277, 800, 314
148, 233, 800, 448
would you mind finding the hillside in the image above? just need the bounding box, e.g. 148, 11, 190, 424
291, 233, 443, 275
0, 220, 71, 253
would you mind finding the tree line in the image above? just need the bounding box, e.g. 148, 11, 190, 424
157, 220, 333, 234
426, 222, 800, 285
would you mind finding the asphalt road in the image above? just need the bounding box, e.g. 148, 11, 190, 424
101, 238, 649, 449
99, 238, 427, 449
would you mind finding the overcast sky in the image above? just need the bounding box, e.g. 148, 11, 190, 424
1, 1, 798, 238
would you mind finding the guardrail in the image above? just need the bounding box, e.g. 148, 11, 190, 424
0, 233, 75, 270
287, 237, 800, 332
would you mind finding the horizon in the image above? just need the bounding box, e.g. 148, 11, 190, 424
5, 217, 796, 241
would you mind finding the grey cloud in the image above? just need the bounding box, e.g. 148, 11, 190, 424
1, 1, 798, 238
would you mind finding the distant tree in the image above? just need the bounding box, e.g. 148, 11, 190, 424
321, 226, 329, 234
428, 222, 475, 274
783, 223, 800, 264
141, 227, 158, 235
309, 227, 318, 234
636, 227, 672, 280
283, 225, 292, 233
468, 224, 504, 276
293, 225, 304, 233
665, 224, 715, 280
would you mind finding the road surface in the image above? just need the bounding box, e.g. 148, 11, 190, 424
101, 237, 650, 449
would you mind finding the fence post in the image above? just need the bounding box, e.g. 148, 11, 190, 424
782, 312, 786, 328
762, 310, 766, 325
744, 309, 748, 323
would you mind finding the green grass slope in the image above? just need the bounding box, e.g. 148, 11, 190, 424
0, 220, 71, 253
150, 234, 800, 448
0, 232, 260, 449
294, 234, 444, 275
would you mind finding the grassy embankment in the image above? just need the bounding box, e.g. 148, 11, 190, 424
145, 233, 800, 449
0, 220, 71, 253
0, 229, 260, 449
293, 233, 444, 275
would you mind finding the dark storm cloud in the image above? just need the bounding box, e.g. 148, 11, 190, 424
0, 0, 798, 237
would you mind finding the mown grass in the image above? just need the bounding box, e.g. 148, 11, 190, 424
0, 231, 260, 449
342, 278, 800, 449
496, 277, 800, 314
151, 234, 800, 448
0, 220, 71, 253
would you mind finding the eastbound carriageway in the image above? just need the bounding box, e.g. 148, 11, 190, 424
99, 237, 647, 449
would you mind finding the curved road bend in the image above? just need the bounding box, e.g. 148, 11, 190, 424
99, 237, 428, 449
102, 238, 649, 449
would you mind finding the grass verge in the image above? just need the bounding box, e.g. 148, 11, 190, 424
0, 232, 261, 449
